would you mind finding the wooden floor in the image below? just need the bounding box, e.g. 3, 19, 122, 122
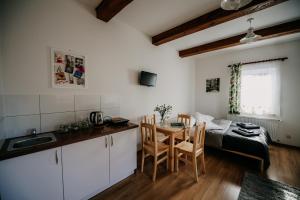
92, 144, 300, 200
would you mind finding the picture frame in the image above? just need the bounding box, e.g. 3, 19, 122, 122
51, 48, 87, 88
206, 78, 220, 92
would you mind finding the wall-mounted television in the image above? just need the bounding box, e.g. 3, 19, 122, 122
139, 71, 157, 87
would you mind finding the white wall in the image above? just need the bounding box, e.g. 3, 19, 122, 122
0, 0, 195, 140
0, 15, 3, 97
195, 40, 300, 147
0, 52, 4, 139
0, 7, 4, 139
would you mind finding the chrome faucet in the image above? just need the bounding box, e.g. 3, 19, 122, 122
31, 128, 37, 136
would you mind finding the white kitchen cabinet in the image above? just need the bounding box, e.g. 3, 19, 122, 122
0, 148, 63, 200
110, 129, 137, 185
62, 129, 137, 200
62, 136, 110, 200
0, 127, 137, 200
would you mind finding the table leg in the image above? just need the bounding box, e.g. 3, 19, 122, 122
169, 134, 175, 172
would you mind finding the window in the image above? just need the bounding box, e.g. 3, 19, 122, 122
240, 61, 281, 117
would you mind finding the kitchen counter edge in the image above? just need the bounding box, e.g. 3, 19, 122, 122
0, 123, 139, 161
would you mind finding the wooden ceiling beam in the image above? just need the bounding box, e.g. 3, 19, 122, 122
96, 0, 133, 22
178, 19, 300, 58
152, 0, 288, 46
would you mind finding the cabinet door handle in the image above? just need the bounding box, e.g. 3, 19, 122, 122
111, 136, 114, 146
55, 150, 58, 165
105, 136, 108, 148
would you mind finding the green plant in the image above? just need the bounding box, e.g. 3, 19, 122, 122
154, 104, 172, 123
58, 119, 90, 133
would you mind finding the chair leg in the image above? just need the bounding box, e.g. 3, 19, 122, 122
193, 156, 199, 182
201, 153, 206, 174
141, 149, 145, 173
166, 151, 169, 171
153, 156, 158, 182
175, 149, 179, 172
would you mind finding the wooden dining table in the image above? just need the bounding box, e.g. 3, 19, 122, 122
156, 123, 186, 172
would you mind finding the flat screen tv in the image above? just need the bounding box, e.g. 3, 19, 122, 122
139, 71, 157, 87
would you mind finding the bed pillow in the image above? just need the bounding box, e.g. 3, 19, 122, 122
205, 121, 223, 130
194, 112, 214, 123
214, 119, 232, 131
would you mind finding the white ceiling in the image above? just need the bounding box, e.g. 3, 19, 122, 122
165, 0, 300, 51
192, 32, 300, 59
115, 0, 220, 36
79, 0, 300, 57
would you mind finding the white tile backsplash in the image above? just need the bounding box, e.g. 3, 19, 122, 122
40, 95, 74, 114
4, 95, 40, 116
101, 95, 120, 108
75, 95, 100, 111
41, 112, 75, 132
75, 110, 93, 122
102, 107, 120, 117
1, 94, 116, 139
3, 115, 41, 138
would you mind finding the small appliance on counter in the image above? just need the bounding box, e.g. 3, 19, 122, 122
89, 111, 104, 126
89, 111, 129, 127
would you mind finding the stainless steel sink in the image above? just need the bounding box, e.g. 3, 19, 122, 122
7, 133, 57, 151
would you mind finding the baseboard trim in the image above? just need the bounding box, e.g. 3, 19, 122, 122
271, 142, 300, 150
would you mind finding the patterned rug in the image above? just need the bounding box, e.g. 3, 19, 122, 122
238, 172, 300, 200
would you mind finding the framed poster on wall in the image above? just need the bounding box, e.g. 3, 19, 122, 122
206, 78, 220, 92
51, 48, 87, 88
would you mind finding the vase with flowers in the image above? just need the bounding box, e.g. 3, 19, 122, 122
154, 104, 172, 125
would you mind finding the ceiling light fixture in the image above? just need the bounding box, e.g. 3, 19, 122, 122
240, 18, 262, 43
221, 0, 253, 10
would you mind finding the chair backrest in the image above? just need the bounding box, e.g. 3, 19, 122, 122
177, 114, 191, 127
192, 122, 206, 153
140, 122, 158, 153
143, 114, 156, 125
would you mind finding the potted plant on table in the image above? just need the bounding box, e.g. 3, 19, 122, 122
154, 104, 172, 125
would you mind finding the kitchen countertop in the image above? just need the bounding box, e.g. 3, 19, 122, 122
0, 139, 4, 151
0, 122, 138, 161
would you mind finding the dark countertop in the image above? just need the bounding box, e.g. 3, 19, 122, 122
0, 122, 138, 161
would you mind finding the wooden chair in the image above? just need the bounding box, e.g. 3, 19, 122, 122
175, 122, 206, 182
143, 114, 169, 143
140, 122, 169, 182
175, 114, 192, 142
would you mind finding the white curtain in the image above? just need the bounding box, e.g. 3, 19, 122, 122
240, 61, 281, 117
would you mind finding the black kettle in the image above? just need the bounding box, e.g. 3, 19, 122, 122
89, 111, 104, 125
